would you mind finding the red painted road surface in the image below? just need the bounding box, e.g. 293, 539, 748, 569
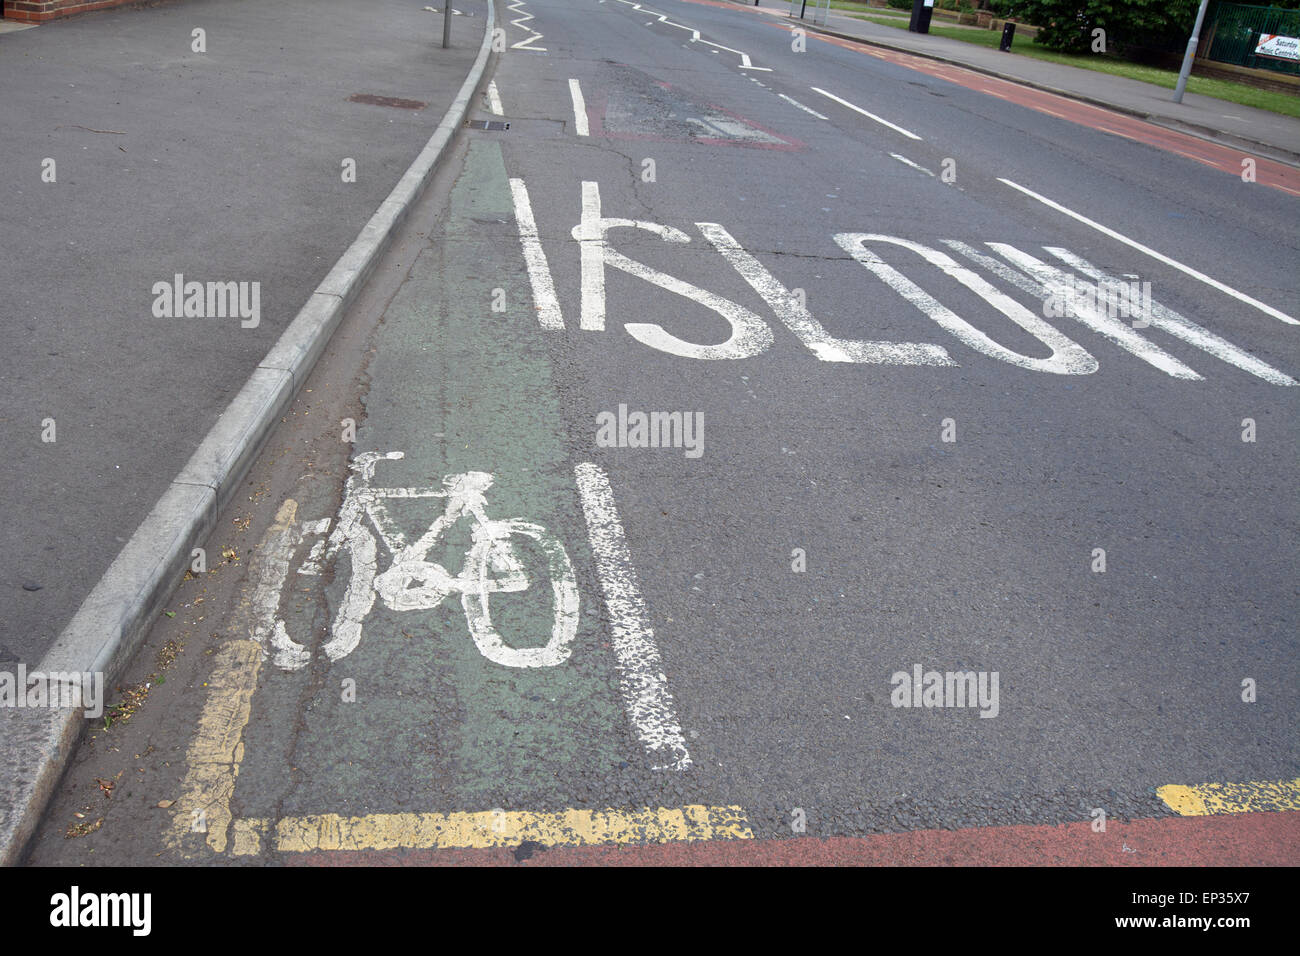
286, 810, 1299, 866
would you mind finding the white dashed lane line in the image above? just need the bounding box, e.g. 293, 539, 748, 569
568, 78, 590, 137
778, 92, 829, 120
890, 153, 935, 176
811, 87, 922, 140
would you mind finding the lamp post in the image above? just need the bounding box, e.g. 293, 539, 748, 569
1172, 0, 1212, 103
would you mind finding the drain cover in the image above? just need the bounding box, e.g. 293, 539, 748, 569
465, 120, 510, 131
348, 93, 427, 110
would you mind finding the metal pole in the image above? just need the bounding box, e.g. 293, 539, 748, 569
1172, 0, 1211, 103
442, 3, 453, 48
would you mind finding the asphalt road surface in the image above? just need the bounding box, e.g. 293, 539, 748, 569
24, 0, 1298, 864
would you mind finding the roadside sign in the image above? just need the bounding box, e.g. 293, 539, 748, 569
1254, 34, 1300, 61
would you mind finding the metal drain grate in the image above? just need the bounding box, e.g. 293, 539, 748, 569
465, 120, 510, 131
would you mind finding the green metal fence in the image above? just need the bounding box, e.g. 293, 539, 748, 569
1202, 2, 1300, 75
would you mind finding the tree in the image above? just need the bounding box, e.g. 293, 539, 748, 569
1007, 0, 1201, 53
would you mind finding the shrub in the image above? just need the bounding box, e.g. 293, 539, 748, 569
1012, 0, 1201, 54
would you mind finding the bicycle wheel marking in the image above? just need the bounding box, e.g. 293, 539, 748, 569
574, 462, 692, 772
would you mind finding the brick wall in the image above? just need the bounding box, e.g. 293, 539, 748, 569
3, 0, 154, 22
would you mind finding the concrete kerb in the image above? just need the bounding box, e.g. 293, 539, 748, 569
771, 11, 1300, 168
0, 0, 498, 866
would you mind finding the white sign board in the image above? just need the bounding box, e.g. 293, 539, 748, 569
1255, 34, 1300, 61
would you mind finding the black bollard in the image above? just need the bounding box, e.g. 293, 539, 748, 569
908, 0, 933, 34
999, 21, 1016, 52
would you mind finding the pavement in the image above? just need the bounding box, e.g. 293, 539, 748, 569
746, 0, 1300, 165
2, 0, 1296, 877
0, 0, 483, 671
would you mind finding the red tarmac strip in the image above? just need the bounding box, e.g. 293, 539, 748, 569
286, 810, 1299, 866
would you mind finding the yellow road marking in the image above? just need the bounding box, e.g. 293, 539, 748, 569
166, 499, 296, 855
237, 805, 753, 854
1158, 778, 1300, 816
168, 497, 753, 859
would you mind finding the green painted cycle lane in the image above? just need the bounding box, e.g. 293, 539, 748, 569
233, 139, 677, 826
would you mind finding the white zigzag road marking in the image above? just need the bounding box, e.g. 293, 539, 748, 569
613, 0, 768, 70
506, 0, 547, 51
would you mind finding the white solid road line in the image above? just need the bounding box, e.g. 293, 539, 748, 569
998, 178, 1299, 326
486, 80, 503, 115
508, 178, 565, 329
811, 87, 922, 140
890, 153, 935, 177
778, 93, 829, 120
574, 462, 692, 772
568, 78, 590, 137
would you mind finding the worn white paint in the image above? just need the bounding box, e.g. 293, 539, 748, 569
889, 153, 935, 177
568, 78, 589, 137
811, 87, 922, 140
573, 182, 773, 358
836, 234, 1099, 375
778, 93, 829, 120
987, 242, 1202, 379
509, 177, 564, 330
1046, 247, 1297, 387
241, 502, 309, 672
274, 452, 579, 671
699, 222, 954, 366
998, 178, 1298, 326
486, 80, 504, 116
574, 462, 691, 772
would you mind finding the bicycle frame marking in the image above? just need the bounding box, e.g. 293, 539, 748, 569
273, 452, 579, 671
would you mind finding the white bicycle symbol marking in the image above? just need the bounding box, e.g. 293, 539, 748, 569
271, 452, 579, 671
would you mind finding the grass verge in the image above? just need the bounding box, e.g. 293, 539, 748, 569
847, 13, 1300, 118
